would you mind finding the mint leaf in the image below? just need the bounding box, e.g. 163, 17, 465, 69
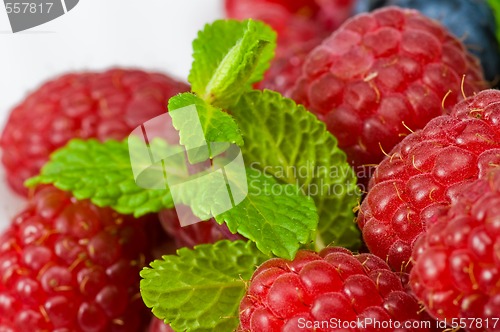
216, 168, 318, 260
168, 92, 243, 163
231, 90, 361, 249
164, 147, 249, 224
26, 139, 174, 217
140, 240, 269, 332
189, 19, 276, 108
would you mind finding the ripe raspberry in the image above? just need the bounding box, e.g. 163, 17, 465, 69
0, 186, 154, 331
0, 69, 189, 196
148, 317, 174, 332
357, 89, 500, 272
239, 247, 434, 331
158, 209, 242, 249
410, 169, 500, 329
354, 0, 500, 85
225, 0, 324, 59
258, 37, 322, 97
291, 7, 486, 178
225, 0, 356, 95
225, 0, 355, 38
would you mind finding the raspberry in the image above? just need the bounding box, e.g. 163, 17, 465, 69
148, 317, 174, 332
291, 7, 486, 181
357, 89, 500, 272
0, 186, 155, 331
239, 247, 434, 331
225, 0, 355, 37
225, 0, 356, 95
258, 36, 323, 97
158, 209, 242, 249
353, 0, 500, 85
225, 0, 325, 50
410, 169, 500, 329
0, 69, 189, 196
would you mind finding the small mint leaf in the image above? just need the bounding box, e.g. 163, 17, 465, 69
163, 152, 249, 224
189, 19, 276, 108
230, 90, 361, 249
26, 139, 174, 217
216, 167, 318, 260
168, 92, 243, 157
140, 240, 269, 332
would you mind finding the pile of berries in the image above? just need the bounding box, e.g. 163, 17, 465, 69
0, 69, 187, 331
1, 0, 499, 331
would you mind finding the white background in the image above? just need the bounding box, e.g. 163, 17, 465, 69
0, 0, 224, 231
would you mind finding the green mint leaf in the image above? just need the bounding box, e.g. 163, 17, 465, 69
216, 167, 318, 260
168, 92, 243, 163
164, 150, 249, 224
140, 240, 269, 332
230, 90, 361, 249
189, 19, 276, 108
26, 139, 174, 217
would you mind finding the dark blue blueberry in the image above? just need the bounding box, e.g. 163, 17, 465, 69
353, 0, 500, 85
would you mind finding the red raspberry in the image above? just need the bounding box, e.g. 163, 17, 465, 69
410, 169, 500, 329
225, 0, 321, 40
259, 40, 320, 97
291, 7, 486, 179
357, 89, 500, 272
0, 186, 155, 331
225, 0, 356, 96
148, 317, 174, 332
0, 69, 189, 196
158, 209, 242, 249
225, 0, 355, 38
239, 247, 434, 331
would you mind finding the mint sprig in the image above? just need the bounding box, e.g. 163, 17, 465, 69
231, 90, 361, 249
28, 137, 317, 259
140, 240, 269, 332
189, 19, 276, 108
